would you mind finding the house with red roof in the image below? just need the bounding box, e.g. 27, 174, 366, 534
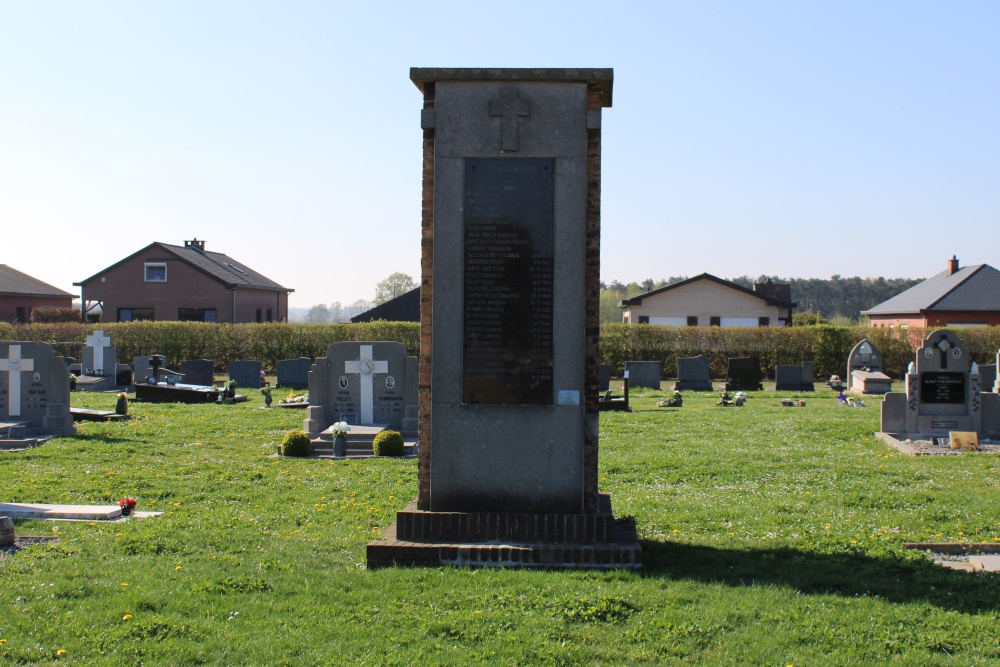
75, 239, 293, 323
0, 265, 75, 323
862, 257, 1000, 329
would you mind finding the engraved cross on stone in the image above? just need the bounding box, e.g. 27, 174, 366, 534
0, 345, 35, 418
344, 344, 388, 425
489, 87, 531, 151
86, 330, 111, 374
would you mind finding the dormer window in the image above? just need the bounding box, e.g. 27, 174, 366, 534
145, 263, 167, 282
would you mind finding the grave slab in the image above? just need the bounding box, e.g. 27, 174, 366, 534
969, 555, 1000, 572
0, 502, 121, 520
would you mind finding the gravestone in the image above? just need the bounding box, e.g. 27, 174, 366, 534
133, 355, 173, 384
179, 359, 215, 387
82, 330, 117, 378
228, 360, 262, 389
775, 361, 814, 391
367, 67, 639, 570
277, 357, 311, 389
674, 354, 713, 391
0, 342, 75, 439
726, 357, 763, 391
980, 363, 997, 394
624, 361, 661, 389
846, 339, 891, 394
304, 342, 411, 434
881, 329, 1000, 437
598, 364, 611, 392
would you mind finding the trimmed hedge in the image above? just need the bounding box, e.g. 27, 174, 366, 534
3, 320, 1000, 381
0, 321, 419, 373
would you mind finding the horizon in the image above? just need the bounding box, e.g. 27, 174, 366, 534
2, 1, 997, 308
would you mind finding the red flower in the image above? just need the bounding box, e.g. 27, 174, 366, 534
118, 498, 137, 510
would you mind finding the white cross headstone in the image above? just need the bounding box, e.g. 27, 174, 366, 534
0, 345, 35, 418
85, 330, 112, 374
344, 344, 388, 424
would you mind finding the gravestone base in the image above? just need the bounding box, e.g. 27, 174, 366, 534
848, 370, 892, 395
367, 495, 642, 570
310, 424, 417, 458
74, 375, 118, 392
134, 383, 220, 403
674, 379, 713, 391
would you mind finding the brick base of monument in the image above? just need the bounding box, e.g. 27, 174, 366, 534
366, 494, 642, 570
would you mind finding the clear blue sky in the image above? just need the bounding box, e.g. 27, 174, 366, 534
2, 1, 997, 308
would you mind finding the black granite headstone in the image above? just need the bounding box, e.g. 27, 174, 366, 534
726, 357, 764, 391
229, 360, 262, 389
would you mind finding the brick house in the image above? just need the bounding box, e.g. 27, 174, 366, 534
862, 256, 1000, 329
619, 273, 795, 326
75, 239, 293, 323
0, 264, 75, 323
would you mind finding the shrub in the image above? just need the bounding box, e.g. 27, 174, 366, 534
372, 430, 404, 457
30, 307, 81, 323
280, 430, 312, 457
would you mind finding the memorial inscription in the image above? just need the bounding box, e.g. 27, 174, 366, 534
463, 158, 554, 405
921, 372, 966, 404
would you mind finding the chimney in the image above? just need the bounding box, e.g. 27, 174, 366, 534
185, 238, 206, 252
948, 255, 959, 275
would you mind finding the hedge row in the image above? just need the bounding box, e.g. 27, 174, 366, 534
0, 321, 419, 373
599, 324, 1000, 380
2, 321, 999, 380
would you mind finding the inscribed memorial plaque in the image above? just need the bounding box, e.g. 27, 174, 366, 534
921, 372, 966, 404
463, 158, 554, 405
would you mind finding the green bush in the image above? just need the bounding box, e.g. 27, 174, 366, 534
372, 430, 404, 457
280, 430, 312, 457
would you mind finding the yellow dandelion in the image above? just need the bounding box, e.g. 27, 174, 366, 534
175, 565, 183, 571
120, 583, 128, 587
122, 614, 133, 621
56, 649, 67, 657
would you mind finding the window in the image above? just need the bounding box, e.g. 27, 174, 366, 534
118, 308, 155, 322
15, 307, 27, 323
710, 316, 721, 327
178, 308, 218, 322
266, 309, 272, 322
758, 317, 770, 327
256, 309, 262, 323
638, 316, 649, 325
144, 263, 167, 282
687, 316, 698, 326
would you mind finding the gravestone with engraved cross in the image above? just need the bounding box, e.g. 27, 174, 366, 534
82, 330, 117, 378
880, 329, 1000, 437
0, 341, 74, 438
304, 341, 409, 435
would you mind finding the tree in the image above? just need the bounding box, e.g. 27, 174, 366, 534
329, 301, 342, 323
306, 304, 331, 323
373, 272, 416, 306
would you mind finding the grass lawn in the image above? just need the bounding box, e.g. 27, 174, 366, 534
1, 385, 999, 666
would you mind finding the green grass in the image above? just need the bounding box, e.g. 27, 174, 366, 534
1, 387, 999, 666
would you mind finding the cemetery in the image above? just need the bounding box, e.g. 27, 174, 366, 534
1, 62, 999, 662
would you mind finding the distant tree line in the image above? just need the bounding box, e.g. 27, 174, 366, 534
599, 275, 923, 324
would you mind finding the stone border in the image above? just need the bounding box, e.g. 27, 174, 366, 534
876, 432, 1000, 456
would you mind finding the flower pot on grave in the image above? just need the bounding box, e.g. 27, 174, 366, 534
333, 436, 347, 458
264, 394, 273, 408
115, 398, 128, 415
